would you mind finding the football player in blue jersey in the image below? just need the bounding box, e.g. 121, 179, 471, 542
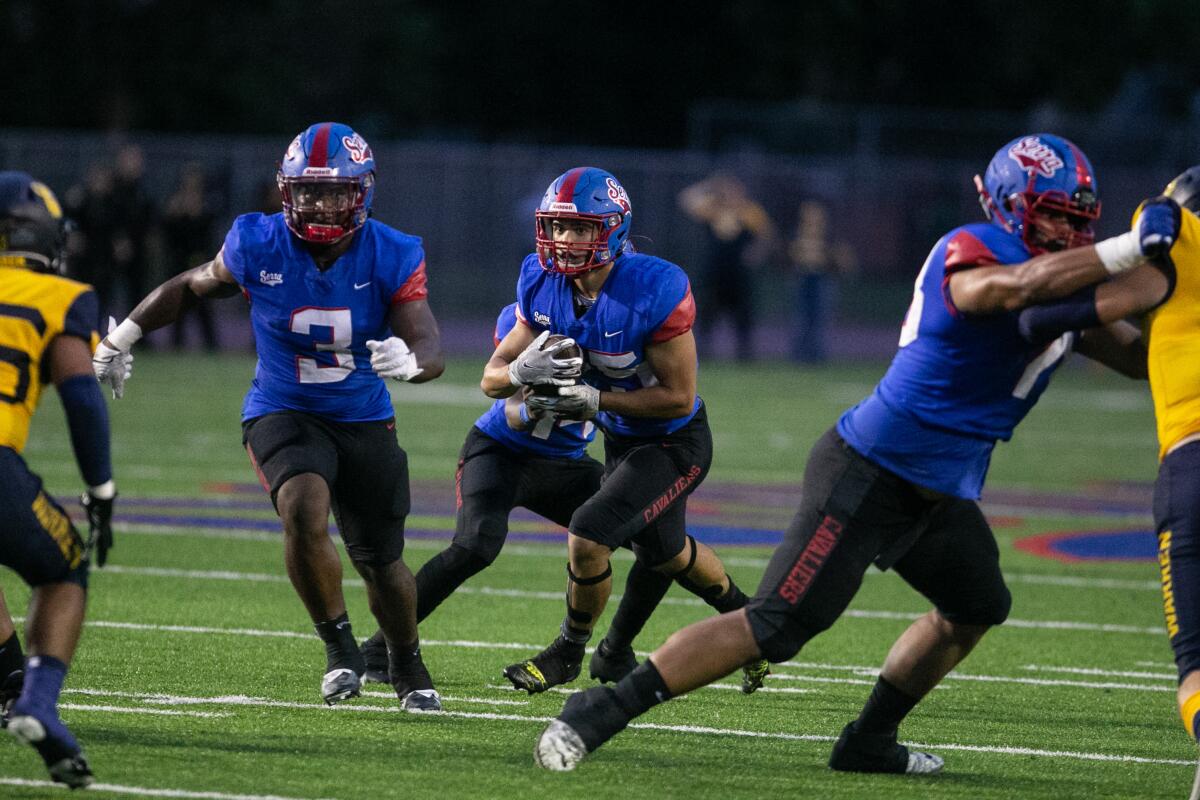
481, 167, 769, 695
91, 123, 446, 712
358, 302, 768, 691
0, 171, 120, 788
532, 135, 1182, 774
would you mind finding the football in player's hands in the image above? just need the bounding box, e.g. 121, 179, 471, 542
529, 335, 581, 396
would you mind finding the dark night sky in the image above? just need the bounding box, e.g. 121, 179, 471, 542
3, 1, 1198, 148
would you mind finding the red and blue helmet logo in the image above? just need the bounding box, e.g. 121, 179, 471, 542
534, 167, 633, 275
277, 122, 376, 244
975, 133, 1100, 254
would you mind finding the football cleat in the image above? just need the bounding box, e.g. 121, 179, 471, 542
534, 686, 630, 771
360, 632, 389, 684
588, 639, 638, 684
400, 689, 442, 713
503, 636, 584, 694
8, 703, 94, 789
320, 667, 362, 705
0, 669, 22, 729
535, 720, 588, 772
828, 721, 944, 775
740, 659, 770, 694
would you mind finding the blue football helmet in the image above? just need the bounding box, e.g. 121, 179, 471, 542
277, 122, 375, 244
535, 167, 632, 275
0, 171, 67, 273
1165, 165, 1200, 213
974, 133, 1100, 254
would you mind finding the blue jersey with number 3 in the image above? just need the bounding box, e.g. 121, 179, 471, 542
515, 253, 700, 439
473, 303, 595, 459
837, 222, 1075, 499
222, 213, 428, 422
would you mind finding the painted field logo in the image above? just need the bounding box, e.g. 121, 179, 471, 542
1008, 136, 1064, 178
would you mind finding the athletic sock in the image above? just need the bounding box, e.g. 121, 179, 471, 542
1181, 689, 1200, 741
414, 544, 489, 622
314, 612, 360, 670
0, 631, 23, 678
854, 676, 920, 735
613, 659, 672, 718
20, 654, 68, 713
604, 561, 673, 650
707, 576, 749, 614
559, 619, 592, 647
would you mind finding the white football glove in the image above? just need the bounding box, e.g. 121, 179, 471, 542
366, 337, 423, 381
93, 317, 134, 399
508, 330, 582, 387
526, 384, 600, 421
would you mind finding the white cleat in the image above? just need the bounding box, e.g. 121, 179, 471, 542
534, 720, 588, 772
906, 750, 945, 775
321, 668, 362, 705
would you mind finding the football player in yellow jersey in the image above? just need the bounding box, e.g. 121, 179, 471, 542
0, 171, 123, 789
1016, 168, 1200, 796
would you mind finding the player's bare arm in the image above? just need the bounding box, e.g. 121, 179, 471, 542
127, 248, 241, 334
387, 299, 444, 383
1074, 321, 1148, 380
950, 198, 1180, 315
481, 322, 537, 398
598, 330, 698, 419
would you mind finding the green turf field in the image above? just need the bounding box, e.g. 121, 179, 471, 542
1, 353, 1192, 799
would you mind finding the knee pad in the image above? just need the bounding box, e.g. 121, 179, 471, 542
745, 603, 821, 663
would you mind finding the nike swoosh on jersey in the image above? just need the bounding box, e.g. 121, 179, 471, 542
604, 330, 623, 337
354, 281, 371, 290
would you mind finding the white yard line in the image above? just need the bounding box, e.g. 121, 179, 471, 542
0, 778, 336, 800
1021, 664, 1177, 681
59, 703, 230, 718
49, 688, 1194, 769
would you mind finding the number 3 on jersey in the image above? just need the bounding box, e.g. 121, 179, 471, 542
291, 307, 353, 384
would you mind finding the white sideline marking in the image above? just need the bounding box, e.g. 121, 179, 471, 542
1022, 664, 1177, 681
59, 702, 230, 718
0, 778, 335, 800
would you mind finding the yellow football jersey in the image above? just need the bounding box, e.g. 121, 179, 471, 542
1145, 207, 1200, 459
0, 264, 99, 453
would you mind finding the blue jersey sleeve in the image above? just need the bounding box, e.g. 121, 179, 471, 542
645, 261, 693, 336
514, 255, 547, 333
494, 303, 519, 346
221, 214, 260, 285
377, 230, 428, 304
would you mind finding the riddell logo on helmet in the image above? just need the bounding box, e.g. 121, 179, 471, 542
1008, 137, 1064, 178
549, 202, 577, 212
606, 178, 631, 213
342, 133, 372, 164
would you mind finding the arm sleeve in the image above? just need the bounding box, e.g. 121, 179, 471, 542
58, 373, 112, 488
1016, 286, 1101, 345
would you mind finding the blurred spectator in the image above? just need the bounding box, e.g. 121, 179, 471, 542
64, 163, 119, 322
255, 178, 282, 215
109, 145, 156, 314
678, 173, 774, 361
162, 164, 219, 351
787, 200, 857, 363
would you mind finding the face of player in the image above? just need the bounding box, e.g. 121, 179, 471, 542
1027, 209, 1075, 252
292, 182, 356, 226
546, 217, 601, 269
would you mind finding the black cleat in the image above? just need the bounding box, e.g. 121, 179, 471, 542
534, 686, 630, 770
741, 659, 770, 694
589, 639, 638, 684
0, 669, 22, 729
828, 721, 944, 775
8, 702, 95, 789
360, 631, 389, 684
504, 636, 584, 694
